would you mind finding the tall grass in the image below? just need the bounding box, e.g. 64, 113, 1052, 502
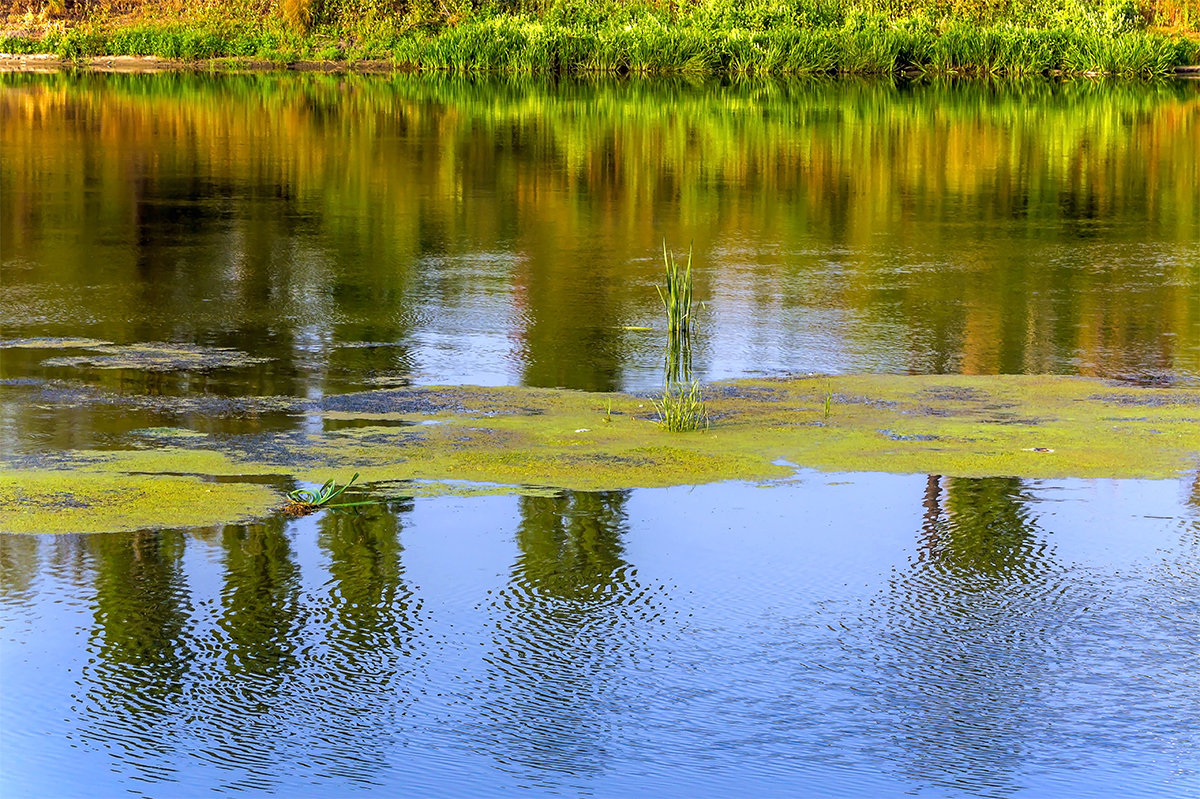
660, 241, 694, 387
3, 0, 1197, 74
658, 241, 693, 338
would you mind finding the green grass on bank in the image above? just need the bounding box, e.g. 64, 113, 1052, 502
1, 0, 1198, 75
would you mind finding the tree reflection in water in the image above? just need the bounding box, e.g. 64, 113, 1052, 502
872, 476, 1070, 797
468, 490, 663, 786
77, 530, 195, 780
67, 498, 427, 790
302, 499, 426, 782
196, 518, 305, 792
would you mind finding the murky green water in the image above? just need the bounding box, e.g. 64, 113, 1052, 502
1, 72, 1199, 796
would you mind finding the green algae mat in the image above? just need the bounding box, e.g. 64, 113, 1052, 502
2, 375, 1197, 534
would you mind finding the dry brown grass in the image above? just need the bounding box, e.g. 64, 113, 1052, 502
1146, 0, 1199, 33
281, 0, 318, 30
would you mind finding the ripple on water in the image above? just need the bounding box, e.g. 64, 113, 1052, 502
818, 479, 1200, 797
3, 476, 1199, 797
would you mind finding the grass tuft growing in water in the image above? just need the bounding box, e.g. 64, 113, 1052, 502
655, 380, 710, 433
656, 241, 708, 432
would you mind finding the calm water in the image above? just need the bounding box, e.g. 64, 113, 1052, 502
3, 476, 1200, 797
2, 72, 1200, 796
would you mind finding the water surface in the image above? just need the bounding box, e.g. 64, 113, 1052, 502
2, 474, 1199, 797
2, 72, 1199, 797
2, 72, 1197, 407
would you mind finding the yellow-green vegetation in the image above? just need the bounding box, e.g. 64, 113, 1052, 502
0, 0, 1196, 76
656, 380, 710, 432
1, 375, 1197, 534
0, 471, 281, 534
0, 337, 113, 349
40, 342, 273, 371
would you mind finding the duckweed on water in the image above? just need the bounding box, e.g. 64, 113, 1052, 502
40, 342, 273, 372
0, 337, 114, 350
1, 375, 1197, 534
0, 471, 280, 534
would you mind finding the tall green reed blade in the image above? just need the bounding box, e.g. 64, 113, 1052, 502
657, 240, 693, 338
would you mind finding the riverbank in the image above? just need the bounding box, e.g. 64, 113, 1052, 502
2, 0, 1199, 77
3, 52, 1198, 77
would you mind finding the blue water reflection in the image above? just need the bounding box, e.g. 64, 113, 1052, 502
2, 473, 1198, 797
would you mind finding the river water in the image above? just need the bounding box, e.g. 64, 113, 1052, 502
1, 72, 1198, 797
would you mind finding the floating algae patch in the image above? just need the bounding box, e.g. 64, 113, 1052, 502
253, 375, 1200, 485
131, 427, 210, 441
0, 471, 281, 534
367, 478, 565, 499
695, 375, 1200, 479
0, 337, 114, 349
41, 342, 273, 372
7, 446, 277, 479
3, 375, 1198, 533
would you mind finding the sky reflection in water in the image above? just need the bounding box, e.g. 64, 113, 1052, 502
2, 474, 1199, 797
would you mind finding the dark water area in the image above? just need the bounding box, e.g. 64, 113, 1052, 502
2, 72, 1198, 403
3, 475, 1199, 797
2, 71, 1200, 796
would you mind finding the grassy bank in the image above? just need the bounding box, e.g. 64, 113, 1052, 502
1, 0, 1199, 77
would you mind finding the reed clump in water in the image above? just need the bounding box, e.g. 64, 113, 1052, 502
656, 241, 708, 433
655, 379, 709, 433
658, 240, 693, 339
